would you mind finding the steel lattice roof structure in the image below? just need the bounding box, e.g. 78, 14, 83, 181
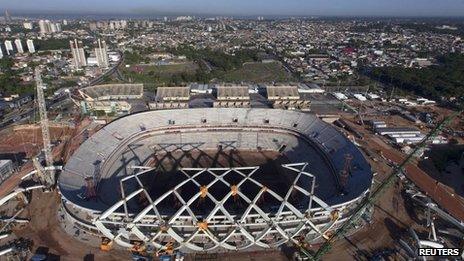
94, 163, 338, 251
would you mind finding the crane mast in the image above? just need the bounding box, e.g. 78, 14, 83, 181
34, 67, 55, 186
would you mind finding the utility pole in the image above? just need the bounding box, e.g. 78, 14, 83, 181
34, 67, 55, 186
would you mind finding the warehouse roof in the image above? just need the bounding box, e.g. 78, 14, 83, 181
216, 85, 250, 101
266, 85, 300, 100
156, 86, 190, 102
80, 84, 143, 100
375, 127, 421, 133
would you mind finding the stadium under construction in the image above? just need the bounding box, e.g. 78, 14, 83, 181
58, 108, 373, 252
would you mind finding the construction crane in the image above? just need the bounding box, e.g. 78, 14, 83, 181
309, 109, 463, 260
34, 67, 55, 187
100, 237, 113, 251
339, 154, 353, 191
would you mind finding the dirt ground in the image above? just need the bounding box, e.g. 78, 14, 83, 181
0, 124, 75, 158
13, 190, 131, 260
323, 182, 417, 260
9, 189, 291, 261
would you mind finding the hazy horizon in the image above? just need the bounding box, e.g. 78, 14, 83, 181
2, 0, 464, 18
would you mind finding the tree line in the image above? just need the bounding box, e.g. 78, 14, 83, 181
367, 53, 464, 100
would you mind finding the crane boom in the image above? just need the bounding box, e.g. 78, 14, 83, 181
34, 68, 55, 186
310, 109, 462, 260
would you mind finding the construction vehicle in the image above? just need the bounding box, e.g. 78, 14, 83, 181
100, 237, 113, 251
156, 242, 174, 256
156, 241, 176, 261
131, 240, 152, 260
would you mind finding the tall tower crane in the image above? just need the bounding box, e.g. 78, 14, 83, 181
339, 154, 353, 191
33, 67, 55, 187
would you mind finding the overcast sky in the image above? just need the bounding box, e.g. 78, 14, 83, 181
2, 0, 464, 17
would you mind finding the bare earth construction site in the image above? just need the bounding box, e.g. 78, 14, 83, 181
58, 108, 372, 253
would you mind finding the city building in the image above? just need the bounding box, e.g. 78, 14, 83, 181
50, 22, 61, 33
23, 22, 33, 30
86, 57, 98, 66
4, 10, 11, 22
266, 85, 311, 111
0, 159, 14, 184
214, 85, 251, 108
375, 127, 421, 136
14, 39, 23, 54
38, 20, 49, 35
95, 39, 109, 68
38, 19, 61, 35
150, 86, 190, 109
78, 84, 143, 114
4, 40, 13, 55
70, 39, 87, 69
26, 39, 35, 53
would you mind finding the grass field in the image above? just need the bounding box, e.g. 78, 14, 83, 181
120, 60, 294, 90
121, 62, 200, 89
219, 61, 294, 83
125, 62, 199, 76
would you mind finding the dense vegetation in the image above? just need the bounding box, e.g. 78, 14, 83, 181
428, 145, 464, 172
35, 38, 71, 51
221, 61, 294, 83
122, 62, 205, 90
169, 45, 260, 71
368, 54, 464, 99
399, 23, 464, 38
0, 58, 34, 96
124, 51, 150, 65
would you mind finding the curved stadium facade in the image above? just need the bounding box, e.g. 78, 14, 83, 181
58, 108, 372, 252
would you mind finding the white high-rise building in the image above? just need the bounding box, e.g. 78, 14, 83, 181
50, 23, 57, 33
23, 22, 33, 30
120, 20, 128, 29
38, 20, 61, 34
38, 20, 49, 35
95, 39, 109, 68
27, 39, 35, 53
50, 23, 62, 33
70, 39, 87, 68
4, 10, 12, 22
14, 39, 23, 53
4, 40, 13, 55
